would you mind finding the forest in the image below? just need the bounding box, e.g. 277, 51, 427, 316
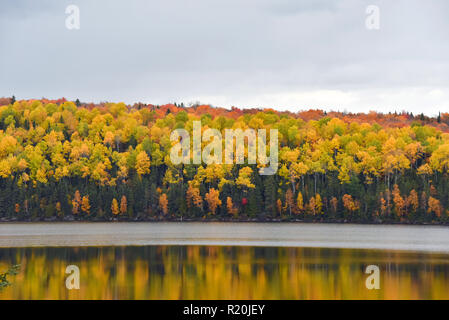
1, 96, 449, 224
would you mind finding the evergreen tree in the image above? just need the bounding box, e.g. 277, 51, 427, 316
263, 175, 277, 217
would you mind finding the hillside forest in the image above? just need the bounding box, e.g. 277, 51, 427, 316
1, 96, 449, 223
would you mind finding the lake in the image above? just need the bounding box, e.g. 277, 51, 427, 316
1, 222, 449, 299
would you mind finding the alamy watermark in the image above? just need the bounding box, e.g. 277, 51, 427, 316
365, 265, 380, 290
65, 5, 80, 30
170, 121, 278, 175
65, 265, 80, 290
365, 5, 380, 30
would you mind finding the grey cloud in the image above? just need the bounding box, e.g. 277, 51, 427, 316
0, 0, 448, 115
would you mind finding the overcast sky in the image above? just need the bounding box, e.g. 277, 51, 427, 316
1, 0, 449, 115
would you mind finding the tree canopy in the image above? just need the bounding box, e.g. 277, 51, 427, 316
0, 97, 449, 223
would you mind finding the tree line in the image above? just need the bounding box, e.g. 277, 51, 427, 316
1, 98, 449, 223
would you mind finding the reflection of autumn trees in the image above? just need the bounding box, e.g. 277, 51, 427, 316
2, 99, 449, 222
0, 264, 19, 290
1, 246, 449, 299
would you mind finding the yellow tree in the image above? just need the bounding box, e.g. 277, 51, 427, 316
315, 193, 323, 215
392, 184, 405, 217
0, 159, 12, 178
135, 151, 151, 176
297, 192, 304, 214
284, 189, 295, 215
111, 198, 119, 215
56, 202, 62, 216
159, 193, 168, 215
429, 144, 449, 173
205, 188, 221, 215
428, 197, 442, 217
72, 190, 81, 214
81, 195, 90, 214
407, 189, 419, 215
120, 195, 127, 215
226, 197, 238, 216
417, 163, 432, 185
307, 196, 316, 216
342, 194, 359, 214
235, 167, 255, 189
276, 199, 282, 215
186, 184, 202, 210
280, 147, 301, 194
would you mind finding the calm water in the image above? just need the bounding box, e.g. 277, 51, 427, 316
1, 222, 449, 299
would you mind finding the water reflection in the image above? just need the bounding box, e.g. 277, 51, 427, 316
1, 246, 449, 299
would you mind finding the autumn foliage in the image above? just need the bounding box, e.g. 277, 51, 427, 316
0, 97, 449, 223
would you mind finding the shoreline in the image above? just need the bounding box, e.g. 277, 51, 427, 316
1, 216, 448, 227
